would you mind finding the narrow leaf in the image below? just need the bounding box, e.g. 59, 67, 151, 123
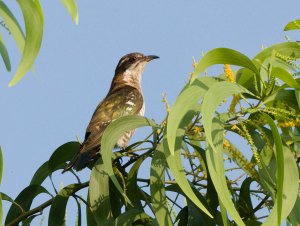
271, 67, 300, 90
163, 131, 213, 218
262, 113, 284, 226
192, 48, 259, 81
30, 161, 49, 185
202, 81, 252, 150
284, 19, 300, 31
9, 0, 44, 87
167, 76, 220, 155
0, 33, 10, 71
262, 146, 299, 226
0, 1, 25, 52
206, 116, 245, 226
48, 183, 81, 226
150, 143, 173, 225
89, 158, 113, 226
253, 42, 300, 69
5, 185, 51, 225
114, 209, 151, 226
60, 0, 79, 25
48, 141, 80, 172
101, 115, 157, 204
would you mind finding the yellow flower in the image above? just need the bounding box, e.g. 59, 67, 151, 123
224, 64, 235, 82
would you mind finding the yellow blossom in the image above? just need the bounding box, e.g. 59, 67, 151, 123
224, 64, 235, 82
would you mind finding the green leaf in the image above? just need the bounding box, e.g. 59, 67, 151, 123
30, 161, 49, 185
175, 206, 188, 226
0, 1, 25, 52
9, 0, 44, 87
60, 0, 79, 25
253, 42, 300, 69
288, 189, 300, 225
101, 115, 157, 204
48, 183, 81, 226
75, 198, 81, 226
202, 81, 252, 150
192, 48, 259, 81
0, 33, 10, 71
89, 158, 113, 226
295, 90, 300, 110
237, 178, 255, 219
86, 192, 98, 226
260, 116, 298, 226
48, 141, 80, 172
1, 192, 24, 213
114, 209, 151, 226
271, 67, 300, 90
5, 185, 51, 225
261, 114, 284, 226
205, 116, 245, 226
284, 19, 300, 31
127, 155, 149, 210
163, 131, 213, 218
167, 76, 220, 155
150, 143, 173, 226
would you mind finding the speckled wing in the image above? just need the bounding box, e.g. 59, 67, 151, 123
66, 86, 144, 171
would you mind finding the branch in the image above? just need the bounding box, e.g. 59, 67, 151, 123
6, 182, 89, 226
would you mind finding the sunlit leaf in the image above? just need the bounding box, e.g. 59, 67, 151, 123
0, 33, 10, 71
206, 115, 245, 226
150, 143, 173, 225
127, 155, 149, 210
60, 0, 79, 25
191, 48, 259, 81
253, 42, 300, 69
262, 114, 284, 226
202, 81, 252, 150
163, 131, 213, 218
167, 76, 220, 155
101, 115, 157, 204
86, 192, 97, 226
261, 125, 299, 226
284, 19, 300, 31
0, 1, 25, 52
89, 158, 113, 226
271, 67, 300, 90
9, 0, 44, 87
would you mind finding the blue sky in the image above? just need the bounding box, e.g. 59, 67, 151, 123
1, 0, 299, 224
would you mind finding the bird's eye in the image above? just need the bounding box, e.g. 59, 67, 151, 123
129, 57, 136, 62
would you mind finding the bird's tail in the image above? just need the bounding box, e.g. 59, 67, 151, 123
62, 151, 94, 173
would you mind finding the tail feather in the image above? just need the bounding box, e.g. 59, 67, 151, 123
62, 151, 94, 173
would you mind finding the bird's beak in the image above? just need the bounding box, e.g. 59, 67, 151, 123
145, 55, 159, 62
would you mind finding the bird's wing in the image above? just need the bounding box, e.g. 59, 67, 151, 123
80, 86, 144, 155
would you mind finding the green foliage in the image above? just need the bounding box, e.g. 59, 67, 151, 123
2, 18, 300, 226
0, 0, 78, 87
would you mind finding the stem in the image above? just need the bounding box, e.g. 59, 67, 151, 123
6, 182, 89, 226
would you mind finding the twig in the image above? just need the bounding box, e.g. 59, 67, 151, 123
6, 182, 89, 226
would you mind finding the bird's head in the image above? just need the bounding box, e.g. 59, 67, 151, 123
113, 52, 159, 89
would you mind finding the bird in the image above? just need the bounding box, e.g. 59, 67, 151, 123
63, 52, 159, 172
